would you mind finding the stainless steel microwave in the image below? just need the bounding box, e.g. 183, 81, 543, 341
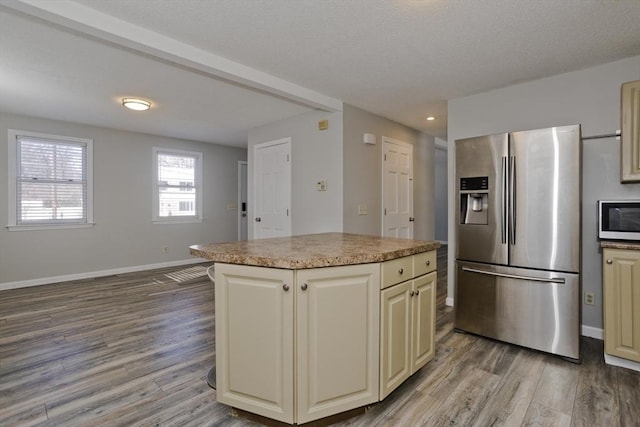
598, 200, 640, 240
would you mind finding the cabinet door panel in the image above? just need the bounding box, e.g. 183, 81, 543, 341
215, 264, 294, 423
297, 264, 380, 424
412, 272, 436, 371
380, 280, 411, 399
604, 249, 640, 362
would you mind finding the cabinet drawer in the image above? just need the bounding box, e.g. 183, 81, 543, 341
381, 256, 413, 289
414, 251, 436, 277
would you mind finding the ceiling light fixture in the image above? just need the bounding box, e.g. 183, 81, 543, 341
122, 98, 151, 111
426, 116, 435, 121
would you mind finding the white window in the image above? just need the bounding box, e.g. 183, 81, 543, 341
7, 129, 94, 231
153, 148, 202, 223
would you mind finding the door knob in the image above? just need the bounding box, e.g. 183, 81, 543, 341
255, 217, 262, 222
606, 259, 613, 264
409, 217, 415, 222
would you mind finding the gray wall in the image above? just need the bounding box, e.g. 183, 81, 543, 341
343, 104, 435, 241
247, 109, 344, 237
447, 55, 640, 333
0, 112, 246, 286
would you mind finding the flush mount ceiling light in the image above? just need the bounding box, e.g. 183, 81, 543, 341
426, 116, 436, 121
122, 98, 151, 111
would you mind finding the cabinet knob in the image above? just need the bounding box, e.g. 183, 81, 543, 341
255, 217, 262, 222
426, 260, 430, 266
301, 283, 308, 291
283, 284, 290, 291
410, 291, 415, 296
398, 268, 404, 275
606, 259, 613, 264
416, 289, 420, 295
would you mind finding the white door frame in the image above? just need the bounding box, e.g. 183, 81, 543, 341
381, 136, 414, 238
252, 137, 292, 238
237, 160, 248, 241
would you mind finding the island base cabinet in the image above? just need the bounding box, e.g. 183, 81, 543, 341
215, 263, 380, 424
215, 264, 295, 423
296, 264, 380, 424
603, 248, 640, 362
380, 271, 436, 399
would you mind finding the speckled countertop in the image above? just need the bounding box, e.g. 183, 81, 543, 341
600, 240, 640, 251
190, 232, 441, 269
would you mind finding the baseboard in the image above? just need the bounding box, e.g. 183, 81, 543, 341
445, 297, 454, 307
437, 240, 448, 245
581, 325, 604, 340
0, 258, 209, 291
604, 353, 640, 372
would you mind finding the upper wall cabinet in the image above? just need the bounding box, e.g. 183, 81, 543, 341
621, 80, 640, 182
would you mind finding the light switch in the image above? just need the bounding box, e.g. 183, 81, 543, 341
316, 180, 327, 191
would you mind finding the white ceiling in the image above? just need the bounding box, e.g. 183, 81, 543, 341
1, 0, 639, 147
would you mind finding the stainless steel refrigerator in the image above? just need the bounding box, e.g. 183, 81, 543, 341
455, 124, 581, 361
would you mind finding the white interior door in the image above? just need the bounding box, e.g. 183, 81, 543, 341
382, 137, 413, 238
254, 138, 291, 238
238, 161, 248, 241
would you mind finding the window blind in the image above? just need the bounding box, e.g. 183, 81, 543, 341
16, 136, 87, 224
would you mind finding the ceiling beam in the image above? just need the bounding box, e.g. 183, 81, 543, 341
3, 0, 343, 112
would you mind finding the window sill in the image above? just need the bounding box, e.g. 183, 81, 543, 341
152, 218, 203, 225
6, 223, 96, 232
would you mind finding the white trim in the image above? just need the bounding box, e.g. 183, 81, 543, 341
7, 129, 94, 228
237, 160, 247, 241
152, 147, 203, 222
604, 353, 640, 372
381, 136, 414, 238
0, 257, 209, 291
446, 297, 454, 307
581, 325, 604, 340
7, 223, 95, 231
252, 138, 292, 238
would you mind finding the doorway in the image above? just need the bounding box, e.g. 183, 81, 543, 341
253, 138, 291, 238
382, 137, 414, 238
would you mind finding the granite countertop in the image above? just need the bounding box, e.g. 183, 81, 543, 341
600, 240, 640, 251
190, 232, 441, 269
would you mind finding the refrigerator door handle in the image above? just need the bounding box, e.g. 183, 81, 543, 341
509, 156, 516, 245
501, 156, 508, 244
461, 266, 566, 284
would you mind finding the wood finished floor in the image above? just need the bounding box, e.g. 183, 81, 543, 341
1, 247, 639, 426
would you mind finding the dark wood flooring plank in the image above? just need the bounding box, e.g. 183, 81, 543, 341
472, 349, 546, 426
571, 337, 619, 427
617, 366, 640, 426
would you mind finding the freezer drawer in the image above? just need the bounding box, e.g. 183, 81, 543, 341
455, 261, 580, 360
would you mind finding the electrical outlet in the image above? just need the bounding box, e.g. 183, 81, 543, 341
584, 292, 595, 306
162, 245, 169, 253
358, 204, 368, 215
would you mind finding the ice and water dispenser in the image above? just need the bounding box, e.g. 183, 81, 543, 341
459, 176, 489, 225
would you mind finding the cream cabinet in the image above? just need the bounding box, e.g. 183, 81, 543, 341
380, 252, 436, 399
621, 80, 640, 182
603, 248, 640, 362
214, 262, 380, 424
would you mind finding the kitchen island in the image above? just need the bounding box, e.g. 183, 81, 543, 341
190, 233, 440, 425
